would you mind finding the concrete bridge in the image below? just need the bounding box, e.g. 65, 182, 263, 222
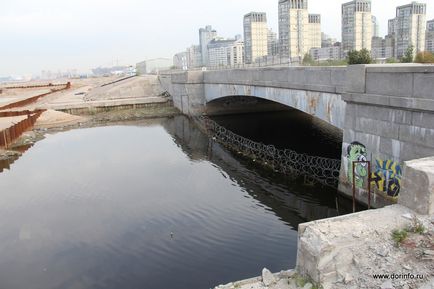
160, 65, 434, 213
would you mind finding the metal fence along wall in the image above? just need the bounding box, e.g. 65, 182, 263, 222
197, 116, 342, 187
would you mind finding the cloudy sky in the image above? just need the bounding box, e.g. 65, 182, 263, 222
1, 0, 433, 76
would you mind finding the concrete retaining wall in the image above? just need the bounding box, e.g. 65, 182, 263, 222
160, 64, 434, 208
339, 65, 434, 206
399, 157, 434, 215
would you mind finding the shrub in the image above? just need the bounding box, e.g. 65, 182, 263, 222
415, 51, 434, 63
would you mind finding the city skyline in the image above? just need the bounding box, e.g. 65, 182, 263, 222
2, 0, 434, 76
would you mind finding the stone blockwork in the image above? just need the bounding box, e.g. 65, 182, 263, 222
160, 64, 434, 207
340, 65, 434, 206
163, 67, 347, 129
399, 157, 434, 215
296, 204, 433, 289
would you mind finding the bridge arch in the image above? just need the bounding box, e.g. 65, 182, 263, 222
204, 83, 346, 130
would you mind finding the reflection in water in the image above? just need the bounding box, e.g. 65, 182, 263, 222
0, 116, 353, 289
211, 110, 343, 159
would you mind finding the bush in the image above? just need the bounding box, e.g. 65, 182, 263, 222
401, 46, 414, 63
348, 49, 372, 65
415, 51, 434, 63
302, 53, 315, 66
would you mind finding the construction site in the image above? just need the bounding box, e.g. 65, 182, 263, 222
0, 75, 177, 156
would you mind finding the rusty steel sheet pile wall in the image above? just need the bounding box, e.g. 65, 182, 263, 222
0, 83, 70, 110
3, 82, 71, 90
0, 110, 45, 149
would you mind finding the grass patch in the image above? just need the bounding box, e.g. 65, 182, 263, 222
293, 273, 322, 289
392, 229, 408, 245
408, 216, 426, 234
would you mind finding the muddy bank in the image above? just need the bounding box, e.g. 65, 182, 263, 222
0, 105, 181, 162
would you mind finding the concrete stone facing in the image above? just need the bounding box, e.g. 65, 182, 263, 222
340, 64, 434, 206
399, 157, 434, 215
160, 64, 434, 207
296, 204, 434, 289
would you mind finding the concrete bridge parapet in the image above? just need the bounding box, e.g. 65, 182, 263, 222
160, 64, 434, 207
340, 65, 434, 206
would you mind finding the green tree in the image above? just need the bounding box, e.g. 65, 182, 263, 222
302, 53, 315, 66
401, 45, 414, 63
415, 51, 434, 63
347, 49, 372, 65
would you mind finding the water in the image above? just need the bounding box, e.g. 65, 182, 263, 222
0, 115, 351, 289
211, 110, 343, 159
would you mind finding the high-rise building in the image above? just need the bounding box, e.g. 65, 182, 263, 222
371, 36, 395, 60
393, 2, 426, 58
341, 0, 372, 53
388, 18, 397, 36
426, 19, 434, 53
199, 26, 217, 67
372, 15, 379, 37
243, 12, 269, 64
278, 0, 321, 60
308, 14, 322, 49
230, 41, 245, 66
268, 29, 279, 56
208, 38, 244, 67
173, 52, 189, 70
310, 45, 342, 61
186, 45, 202, 68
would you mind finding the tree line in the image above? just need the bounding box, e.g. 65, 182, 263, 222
303, 46, 434, 66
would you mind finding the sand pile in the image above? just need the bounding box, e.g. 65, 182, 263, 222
34, 109, 87, 129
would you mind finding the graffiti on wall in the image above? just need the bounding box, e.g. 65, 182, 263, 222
346, 141, 403, 198
346, 141, 368, 188
371, 159, 402, 198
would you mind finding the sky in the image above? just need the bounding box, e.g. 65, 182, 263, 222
1, 0, 434, 76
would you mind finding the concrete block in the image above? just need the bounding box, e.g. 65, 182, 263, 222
379, 137, 402, 160
398, 125, 434, 149
408, 98, 434, 112
330, 68, 347, 87
186, 71, 204, 83
366, 72, 413, 97
412, 111, 434, 129
399, 142, 434, 161
354, 131, 381, 153
356, 104, 412, 124
343, 105, 357, 129
413, 73, 434, 100
366, 64, 434, 73
399, 157, 434, 215
345, 65, 366, 93
355, 117, 400, 139
342, 93, 389, 106
343, 129, 356, 144
296, 205, 414, 287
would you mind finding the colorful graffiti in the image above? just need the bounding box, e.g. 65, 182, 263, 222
371, 159, 402, 198
346, 141, 368, 188
346, 140, 403, 198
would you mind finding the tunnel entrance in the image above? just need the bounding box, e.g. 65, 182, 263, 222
206, 96, 343, 160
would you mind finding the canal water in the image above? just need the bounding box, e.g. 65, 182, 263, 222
0, 113, 352, 289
